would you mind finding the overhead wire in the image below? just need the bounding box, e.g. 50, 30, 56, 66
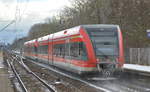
0, 0, 29, 45
0, 0, 19, 32
0, 20, 15, 32
0, 0, 29, 32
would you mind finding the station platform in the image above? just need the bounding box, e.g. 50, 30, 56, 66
123, 64, 150, 76
0, 52, 14, 92
124, 64, 150, 73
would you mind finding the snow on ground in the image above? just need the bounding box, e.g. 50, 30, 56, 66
0, 58, 4, 68
0, 61, 4, 68
0, 54, 4, 68
123, 64, 150, 73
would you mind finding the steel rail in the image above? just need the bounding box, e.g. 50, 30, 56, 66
7, 59, 28, 92
11, 54, 56, 92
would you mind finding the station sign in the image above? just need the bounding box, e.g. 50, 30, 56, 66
147, 30, 150, 38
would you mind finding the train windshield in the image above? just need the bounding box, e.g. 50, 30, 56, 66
86, 27, 119, 57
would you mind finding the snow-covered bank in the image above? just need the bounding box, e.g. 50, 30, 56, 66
123, 64, 150, 73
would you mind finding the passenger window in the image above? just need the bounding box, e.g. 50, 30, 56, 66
70, 42, 88, 61
37, 45, 48, 54
53, 42, 88, 61
53, 44, 65, 57
65, 43, 70, 58
70, 43, 79, 57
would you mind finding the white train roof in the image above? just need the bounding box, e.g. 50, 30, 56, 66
24, 39, 36, 45
37, 35, 49, 42
52, 26, 80, 39
36, 26, 81, 42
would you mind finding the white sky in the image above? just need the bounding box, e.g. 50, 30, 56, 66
0, 0, 70, 43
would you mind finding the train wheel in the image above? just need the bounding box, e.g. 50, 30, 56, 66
102, 69, 114, 78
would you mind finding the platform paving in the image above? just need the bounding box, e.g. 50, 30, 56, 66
0, 52, 14, 92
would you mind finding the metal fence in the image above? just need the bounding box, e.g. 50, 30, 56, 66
125, 48, 150, 65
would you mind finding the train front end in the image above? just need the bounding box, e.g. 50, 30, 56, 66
83, 25, 124, 76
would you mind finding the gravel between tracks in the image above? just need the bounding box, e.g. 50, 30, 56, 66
24, 60, 101, 92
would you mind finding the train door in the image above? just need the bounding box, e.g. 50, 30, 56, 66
48, 40, 53, 65
34, 46, 38, 59
34, 40, 38, 61
65, 38, 73, 71
51, 34, 54, 65
48, 38, 50, 65
65, 39, 71, 66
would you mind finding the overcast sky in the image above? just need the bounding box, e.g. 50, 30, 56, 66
0, 0, 70, 43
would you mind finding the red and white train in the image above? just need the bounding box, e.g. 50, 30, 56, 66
23, 24, 124, 74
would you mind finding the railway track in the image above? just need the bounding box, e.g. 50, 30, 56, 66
6, 53, 56, 92
13, 55, 56, 92
7, 59, 28, 92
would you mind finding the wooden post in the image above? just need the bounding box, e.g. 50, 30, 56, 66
138, 48, 140, 64
148, 48, 150, 65
129, 48, 132, 64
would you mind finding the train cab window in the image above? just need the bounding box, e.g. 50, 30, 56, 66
86, 27, 119, 57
